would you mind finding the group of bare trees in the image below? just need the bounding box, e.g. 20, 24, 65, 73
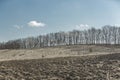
0, 25, 120, 49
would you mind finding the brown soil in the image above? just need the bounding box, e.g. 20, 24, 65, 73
0, 53, 119, 80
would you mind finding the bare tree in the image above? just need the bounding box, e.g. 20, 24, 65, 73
1, 25, 120, 49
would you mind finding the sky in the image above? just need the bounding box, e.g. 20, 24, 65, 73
0, 0, 120, 42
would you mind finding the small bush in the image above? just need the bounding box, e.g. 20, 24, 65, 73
89, 48, 93, 53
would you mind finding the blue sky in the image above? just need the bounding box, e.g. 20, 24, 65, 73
0, 0, 120, 42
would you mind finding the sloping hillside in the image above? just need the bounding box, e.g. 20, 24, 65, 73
0, 45, 120, 61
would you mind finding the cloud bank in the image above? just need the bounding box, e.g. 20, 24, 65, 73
28, 21, 45, 27
13, 25, 23, 29
75, 24, 90, 30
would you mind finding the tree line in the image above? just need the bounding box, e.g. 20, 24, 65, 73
0, 25, 120, 49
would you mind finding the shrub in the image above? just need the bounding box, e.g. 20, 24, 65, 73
89, 48, 93, 53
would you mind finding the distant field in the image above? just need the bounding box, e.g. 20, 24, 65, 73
0, 45, 120, 61
0, 45, 120, 80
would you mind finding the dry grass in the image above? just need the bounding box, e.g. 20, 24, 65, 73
0, 45, 120, 61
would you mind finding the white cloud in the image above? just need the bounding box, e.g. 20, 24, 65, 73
75, 24, 90, 30
114, 24, 120, 27
28, 21, 45, 27
13, 25, 23, 29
